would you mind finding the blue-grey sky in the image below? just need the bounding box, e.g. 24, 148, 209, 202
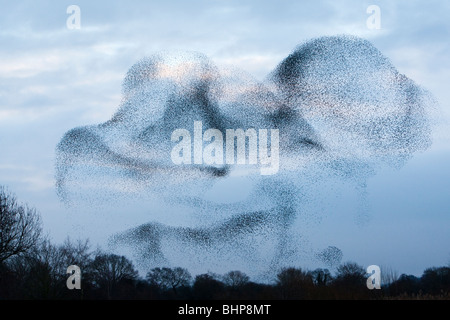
0, 0, 449, 277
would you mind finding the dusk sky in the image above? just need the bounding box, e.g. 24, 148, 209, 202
0, 0, 449, 278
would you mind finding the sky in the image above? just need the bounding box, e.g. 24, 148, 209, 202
0, 0, 449, 278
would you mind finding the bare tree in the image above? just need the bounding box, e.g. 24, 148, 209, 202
311, 268, 332, 286
380, 265, 399, 288
192, 273, 225, 299
146, 267, 192, 295
335, 262, 366, 283
5, 239, 68, 299
0, 186, 41, 263
4, 237, 94, 299
332, 261, 368, 298
420, 266, 450, 295
59, 238, 92, 270
222, 270, 250, 288
276, 267, 314, 299
90, 253, 138, 299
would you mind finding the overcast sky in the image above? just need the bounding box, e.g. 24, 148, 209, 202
0, 0, 449, 277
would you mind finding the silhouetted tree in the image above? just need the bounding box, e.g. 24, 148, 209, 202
380, 265, 399, 288
59, 238, 92, 269
333, 262, 367, 299
311, 268, 332, 286
59, 238, 94, 299
335, 262, 366, 284
236, 281, 277, 300
0, 186, 41, 264
388, 274, 420, 296
420, 267, 450, 295
192, 273, 225, 299
1, 183, 450, 301
146, 267, 192, 297
223, 270, 250, 288
90, 253, 138, 299
7, 239, 68, 299
0, 260, 20, 299
220, 270, 251, 299
276, 267, 314, 299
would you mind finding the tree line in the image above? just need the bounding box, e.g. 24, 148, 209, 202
1, 185, 449, 300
